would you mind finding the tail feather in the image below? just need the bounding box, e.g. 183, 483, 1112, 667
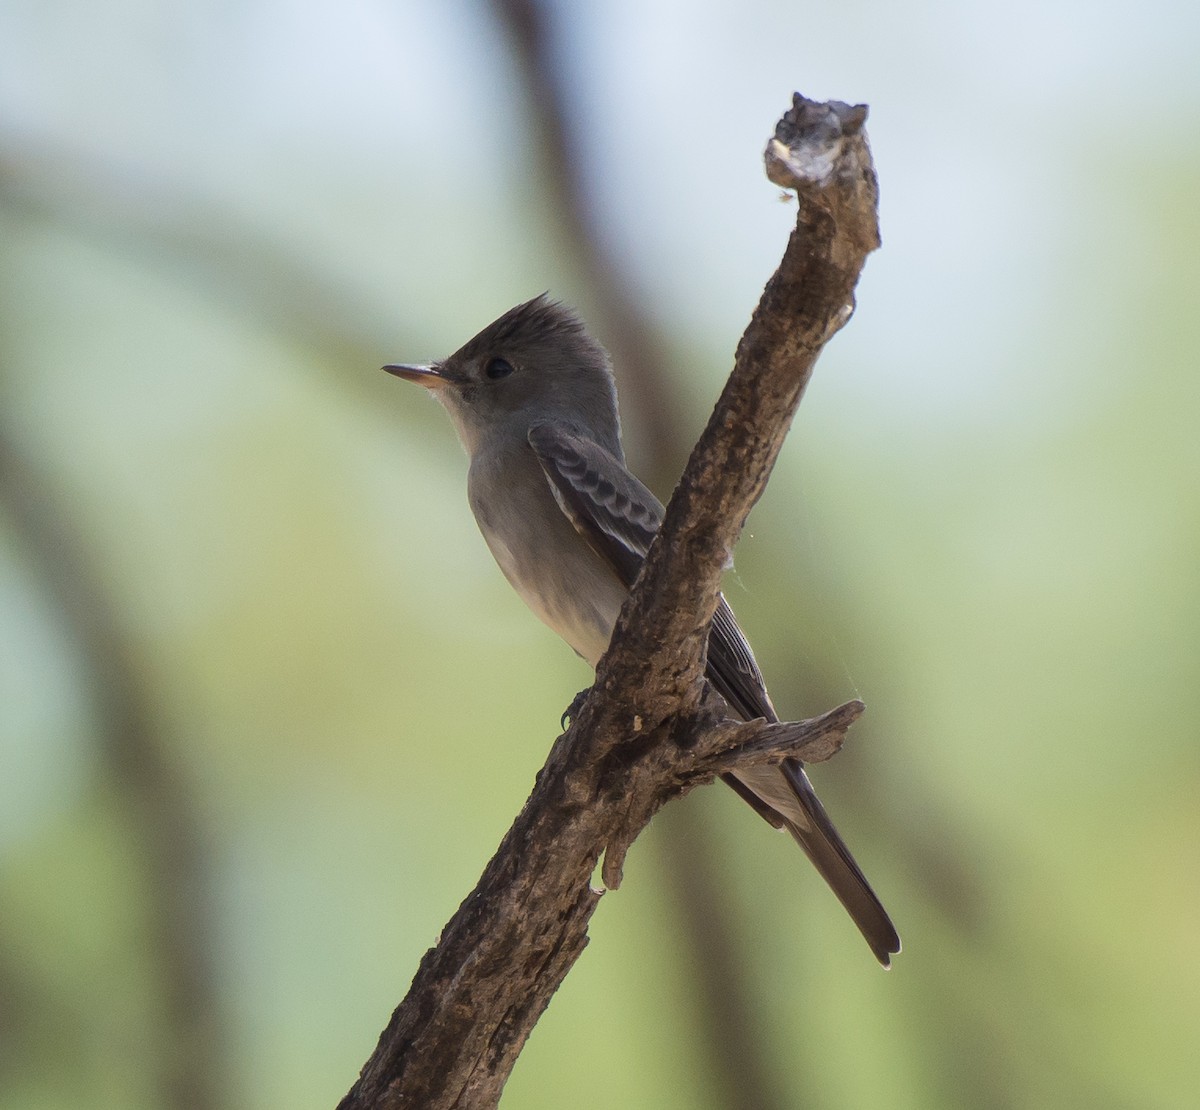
778, 759, 900, 967
734, 759, 900, 967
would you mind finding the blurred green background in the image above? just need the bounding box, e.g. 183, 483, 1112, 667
2, 1, 1198, 1108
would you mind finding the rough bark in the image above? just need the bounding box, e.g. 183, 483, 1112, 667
338, 94, 881, 1110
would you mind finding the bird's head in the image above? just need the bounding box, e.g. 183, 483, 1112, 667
384, 294, 623, 460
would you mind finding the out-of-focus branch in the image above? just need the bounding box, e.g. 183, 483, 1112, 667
490, 0, 686, 477
338, 94, 880, 1110
0, 424, 227, 1110
0, 141, 390, 404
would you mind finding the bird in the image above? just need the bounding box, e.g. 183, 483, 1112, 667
384, 293, 899, 966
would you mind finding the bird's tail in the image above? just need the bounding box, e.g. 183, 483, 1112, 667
776, 758, 900, 967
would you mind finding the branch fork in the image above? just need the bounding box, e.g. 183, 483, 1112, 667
590, 696, 866, 892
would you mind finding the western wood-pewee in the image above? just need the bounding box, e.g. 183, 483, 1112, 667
385, 294, 899, 966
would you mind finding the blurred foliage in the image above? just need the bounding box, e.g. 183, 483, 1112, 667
2, 2, 1199, 1108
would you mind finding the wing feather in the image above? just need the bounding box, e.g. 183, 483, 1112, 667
529, 421, 777, 723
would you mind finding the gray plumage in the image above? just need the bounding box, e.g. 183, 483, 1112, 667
384, 294, 900, 967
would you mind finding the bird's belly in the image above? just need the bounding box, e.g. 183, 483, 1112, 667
481, 524, 625, 668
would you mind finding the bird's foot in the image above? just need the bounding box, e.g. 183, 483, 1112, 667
561, 687, 592, 729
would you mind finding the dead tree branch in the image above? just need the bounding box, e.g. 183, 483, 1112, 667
338, 93, 881, 1110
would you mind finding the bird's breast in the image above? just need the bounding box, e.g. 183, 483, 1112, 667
467, 445, 627, 667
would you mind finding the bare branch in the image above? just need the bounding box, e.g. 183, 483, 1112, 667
338, 93, 880, 1110
695, 699, 865, 778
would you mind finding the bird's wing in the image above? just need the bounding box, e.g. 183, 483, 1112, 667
528, 421, 776, 722
707, 598, 777, 722
526, 422, 661, 584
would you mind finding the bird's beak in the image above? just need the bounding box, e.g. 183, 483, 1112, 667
382, 363, 445, 390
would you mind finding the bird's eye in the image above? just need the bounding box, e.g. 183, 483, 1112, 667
484, 357, 515, 380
